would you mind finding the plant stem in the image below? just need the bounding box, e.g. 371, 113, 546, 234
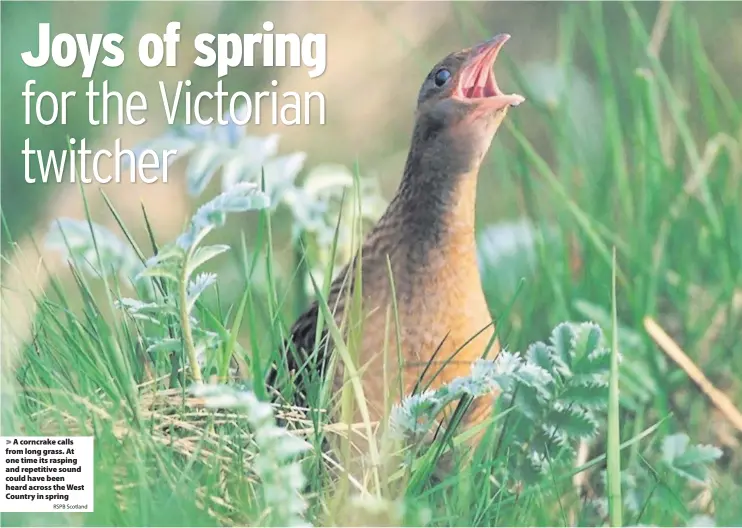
607, 246, 623, 526
180, 253, 203, 383
293, 231, 309, 320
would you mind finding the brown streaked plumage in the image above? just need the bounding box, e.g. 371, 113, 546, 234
273, 34, 524, 430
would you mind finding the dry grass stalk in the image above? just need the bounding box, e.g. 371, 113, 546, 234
644, 316, 742, 434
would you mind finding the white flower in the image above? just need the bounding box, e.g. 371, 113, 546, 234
389, 390, 441, 438
492, 351, 523, 377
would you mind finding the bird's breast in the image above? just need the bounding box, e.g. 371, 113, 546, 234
342, 219, 498, 420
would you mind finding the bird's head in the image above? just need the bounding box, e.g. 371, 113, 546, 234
414, 34, 524, 158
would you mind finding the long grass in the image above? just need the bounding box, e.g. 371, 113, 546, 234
2, 2, 740, 527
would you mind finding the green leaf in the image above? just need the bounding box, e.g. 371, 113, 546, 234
573, 346, 612, 379
667, 443, 723, 484
187, 144, 229, 196
549, 322, 575, 375
116, 297, 177, 315
675, 444, 723, 467
177, 183, 270, 249
187, 273, 217, 312
660, 434, 722, 483
513, 385, 544, 421
187, 244, 231, 276
260, 152, 307, 204
545, 407, 598, 439
558, 380, 609, 409
573, 322, 603, 360
526, 341, 553, 372
192, 327, 222, 347
145, 245, 184, 266
573, 299, 645, 353
220, 157, 261, 193
514, 363, 553, 398
666, 460, 711, 484
147, 338, 182, 355
137, 266, 178, 282
129, 313, 165, 326
661, 433, 690, 462
527, 426, 568, 457
115, 298, 159, 314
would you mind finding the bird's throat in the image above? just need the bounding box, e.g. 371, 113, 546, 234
390, 124, 488, 253
394, 166, 479, 249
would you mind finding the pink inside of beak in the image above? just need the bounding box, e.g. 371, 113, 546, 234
455, 34, 525, 109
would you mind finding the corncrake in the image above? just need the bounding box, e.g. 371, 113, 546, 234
43, 96, 726, 525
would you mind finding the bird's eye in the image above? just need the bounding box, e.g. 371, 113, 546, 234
434, 68, 451, 87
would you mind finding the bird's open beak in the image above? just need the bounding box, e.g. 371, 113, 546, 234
454, 34, 525, 111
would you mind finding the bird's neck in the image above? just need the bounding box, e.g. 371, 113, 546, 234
387, 122, 490, 250
393, 161, 479, 247
359, 120, 493, 298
